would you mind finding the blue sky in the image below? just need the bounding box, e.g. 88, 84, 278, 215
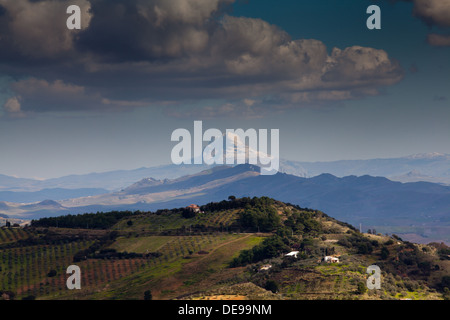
0, 0, 449, 179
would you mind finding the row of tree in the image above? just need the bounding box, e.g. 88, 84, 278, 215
31, 211, 141, 229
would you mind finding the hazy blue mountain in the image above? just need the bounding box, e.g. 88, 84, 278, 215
0, 174, 41, 192
40, 164, 214, 191
4, 164, 448, 243
0, 188, 109, 203
2, 152, 450, 195
122, 165, 260, 195
0, 164, 212, 192
104, 165, 450, 243
295, 152, 450, 184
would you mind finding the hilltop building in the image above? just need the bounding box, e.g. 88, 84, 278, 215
186, 204, 201, 213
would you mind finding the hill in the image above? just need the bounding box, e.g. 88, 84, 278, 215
59, 165, 450, 244
0, 188, 109, 203
295, 152, 450, 184
2, 164, 450, 244
0, 197, 449, 301
2, 152, 450, 194
0, 165, 212, 193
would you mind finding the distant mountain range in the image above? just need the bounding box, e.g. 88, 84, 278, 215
0, 164, 212, 193
287, 152, 450, 184
1, 164, 449, 244
1, 152, 450, 203
0, 188, 109, 203
1, 148, 449, 244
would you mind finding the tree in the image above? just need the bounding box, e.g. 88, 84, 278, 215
357, 243, 369, 254
47, 270, 57, 277
264, 280, 279, 293
439, 276, 450, 291
239, 206, 280, 232
444, 287, 450, 301
144, 290, 152, 300
127, 220, 133, 226
380, 246, 390, 260
357, 282, 367, 295
228, 195, 236, 201
182, 208, 196, 219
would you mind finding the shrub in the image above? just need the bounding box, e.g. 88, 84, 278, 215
144, 290, 152, 300
47, 270, 57, 277
264, 280, 279, 293
380, 247, 390, 260
356, 282, 367, 295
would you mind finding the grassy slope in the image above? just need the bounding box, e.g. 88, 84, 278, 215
1, 199, 449, 300
47, 233, 264, 300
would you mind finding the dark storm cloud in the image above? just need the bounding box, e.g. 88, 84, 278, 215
4, 77, 148, 114
382, 0, 450, 47
0, 0, 91, 61
383, 0, 450, 27
412, 0, 450, 47
75, 0, 232, 62
0, 0, 404, 118
412, 0, 450, 28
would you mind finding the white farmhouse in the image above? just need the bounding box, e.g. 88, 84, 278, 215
285, 251, 300, 258
323, 256, 339, 263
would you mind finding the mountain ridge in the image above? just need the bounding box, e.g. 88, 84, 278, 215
1, 164, 448, 244
2, 152, 450, 194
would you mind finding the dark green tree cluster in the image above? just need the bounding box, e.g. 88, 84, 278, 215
239, 205, 280, 232
396, 248, 433, 277
181, 208, 197, 219
264, 280, 279, 293
144, 290, 152, 300
229, 236, 289, 267
356, 282, 367, 295
86, 248, 161, 260
201, 196, 276, 213
380, 246, 390, 260
284, 211, 322, 234
337, 233, 378, 254
31, 211, 140, 229
73, 231, 119, 262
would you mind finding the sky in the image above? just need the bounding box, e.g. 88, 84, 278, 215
0, 0, 449, 179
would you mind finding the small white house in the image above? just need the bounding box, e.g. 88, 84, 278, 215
259, 264, 272, 271
186, 204, 201, 213
285, 251, 300, 258
323, 256, 339, 263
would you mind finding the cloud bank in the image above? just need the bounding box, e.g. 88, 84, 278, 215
389, 0, 450, 46
0, 0, 404, 118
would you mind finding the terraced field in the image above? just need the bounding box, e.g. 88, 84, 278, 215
0, 228, 32, 245
0, 239, 93, 298
0, 224, 265, 300
113, 209, 240, 233
1, 197, 448, 301
46, 233, 265, 300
